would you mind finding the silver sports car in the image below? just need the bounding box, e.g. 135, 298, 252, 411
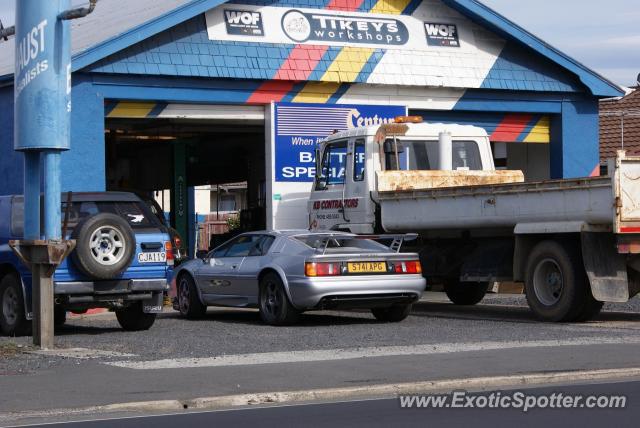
170, 230, 426, 325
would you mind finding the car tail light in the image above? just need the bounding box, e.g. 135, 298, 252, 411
393, 260, 422, 274
305, 262, 341, 277
173, 236, 182, 249
165, 241, 174, 266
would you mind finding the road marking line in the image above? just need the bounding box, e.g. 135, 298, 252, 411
106, 337, 640, 370
3, 367, 640, 425
29, 348, 136, 359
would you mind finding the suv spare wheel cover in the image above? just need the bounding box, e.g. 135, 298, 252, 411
70, 213, 136, 280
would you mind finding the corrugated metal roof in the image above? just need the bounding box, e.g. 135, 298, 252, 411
0, 0, 191, 77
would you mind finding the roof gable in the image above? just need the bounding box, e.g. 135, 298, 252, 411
441, 0, 623, 97
0, 0, 625, 99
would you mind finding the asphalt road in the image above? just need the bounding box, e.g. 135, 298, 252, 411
9, 380, 638, 428
1, 293, 639, 421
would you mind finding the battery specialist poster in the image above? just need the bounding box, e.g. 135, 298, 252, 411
274, 102, 406, 182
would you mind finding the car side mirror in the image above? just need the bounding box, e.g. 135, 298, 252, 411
316, 178, 328, 190
196, 250, 208, 260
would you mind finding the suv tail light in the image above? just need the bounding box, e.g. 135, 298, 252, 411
392, 260, 421, 274
165, 241, 174, 266
305, 262, 341, 277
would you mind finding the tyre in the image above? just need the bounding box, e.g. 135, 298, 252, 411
177, 274, 206, 319
444, 281, 489, 306
0, 273, 31, 336
54, 306, 67, 327
259, 273, 300, 325
525, 240, 592, 322
575, 298, 604, 322
371, 303, 413, 322
115, 302, 156, 331
71, 213, 136, 280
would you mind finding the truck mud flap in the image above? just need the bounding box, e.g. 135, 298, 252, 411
581, 232, 629, 302
142, 292, 164, 313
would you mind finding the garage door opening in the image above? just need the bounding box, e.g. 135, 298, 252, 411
104, 104, 266, 256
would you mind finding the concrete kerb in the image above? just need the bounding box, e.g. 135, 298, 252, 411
2, 367, 640, 424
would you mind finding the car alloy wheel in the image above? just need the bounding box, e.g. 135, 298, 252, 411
89, 226, 126, 266
262, 280, 282, 318
179, 277, 191, 314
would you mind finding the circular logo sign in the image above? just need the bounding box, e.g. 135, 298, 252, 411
281, 10, 311, 42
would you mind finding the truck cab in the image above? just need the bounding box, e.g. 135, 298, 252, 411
308, 118, 497, 234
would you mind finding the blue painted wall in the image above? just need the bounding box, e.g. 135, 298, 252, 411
63, 75, 106, 192
0, 86, 24, 195
550, 98, 600, 179
0, 77, 105, 195
479, 43, 582, 93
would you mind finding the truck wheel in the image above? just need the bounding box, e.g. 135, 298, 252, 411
115, 302, 156, 331
525, 240, 590, 322
0, 273, 31, 336
259, 273, 300, 325
371, 303, 412, 322
71, 213, 136, 280
177, 274, 206, 319
54, 306, 67, 327
575, 298, 604, 322
444, 281, 489, 305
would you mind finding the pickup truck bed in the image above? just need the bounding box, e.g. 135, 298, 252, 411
377, 175, 613, 232
376, 153, 640, 238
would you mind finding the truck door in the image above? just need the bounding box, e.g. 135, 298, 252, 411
342, 138, 371, 233
310, 139, 349, 231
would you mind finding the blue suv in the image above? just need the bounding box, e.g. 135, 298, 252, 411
0, 192, 173, 335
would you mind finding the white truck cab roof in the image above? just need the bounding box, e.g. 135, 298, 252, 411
326, 122, 490, 142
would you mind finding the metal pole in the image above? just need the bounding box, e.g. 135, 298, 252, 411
13, 0, 74, 350
43, 151, 62, 240
23, 152, 41, 240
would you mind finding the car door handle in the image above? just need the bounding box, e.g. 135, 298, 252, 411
231, 265, 239, 269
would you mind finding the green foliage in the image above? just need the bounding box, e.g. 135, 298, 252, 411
226, 215, 241, 231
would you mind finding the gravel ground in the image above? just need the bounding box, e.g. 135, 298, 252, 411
1, 292, 639, 377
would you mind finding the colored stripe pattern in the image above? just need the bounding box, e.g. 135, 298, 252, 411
248, 0, 412, 104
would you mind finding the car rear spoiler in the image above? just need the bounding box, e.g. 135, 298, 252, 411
292, 233, 418, 254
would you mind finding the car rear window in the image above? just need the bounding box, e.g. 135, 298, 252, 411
295, 236, 391, 253
11, 199, 160, 236
63, 201, 158, 230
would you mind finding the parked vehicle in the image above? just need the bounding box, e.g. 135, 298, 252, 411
308, 117, 640, 322
170, 231, 425, 325
137, 193, 185, 263
0, 192, 173, 335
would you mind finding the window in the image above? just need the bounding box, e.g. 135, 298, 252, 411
218, 195, 236, 212
388, 140, 482, 171
295, 236, 391, 254
316, 141, 348, 189
11, 198, 159, 237
353, 140, 366, 181
213, 234, 264, 258
248, 235, 275, 256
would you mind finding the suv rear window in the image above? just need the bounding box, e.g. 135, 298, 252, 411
11, 199, 160, 236
64, 201, 157, 230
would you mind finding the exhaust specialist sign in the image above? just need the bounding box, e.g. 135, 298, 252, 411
206, 5, 471, 51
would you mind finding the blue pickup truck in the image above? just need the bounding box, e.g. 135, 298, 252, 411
0, 192, 173, 335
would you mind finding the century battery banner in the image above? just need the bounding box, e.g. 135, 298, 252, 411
206, 5, 474, 53
274, 102, 406, 182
